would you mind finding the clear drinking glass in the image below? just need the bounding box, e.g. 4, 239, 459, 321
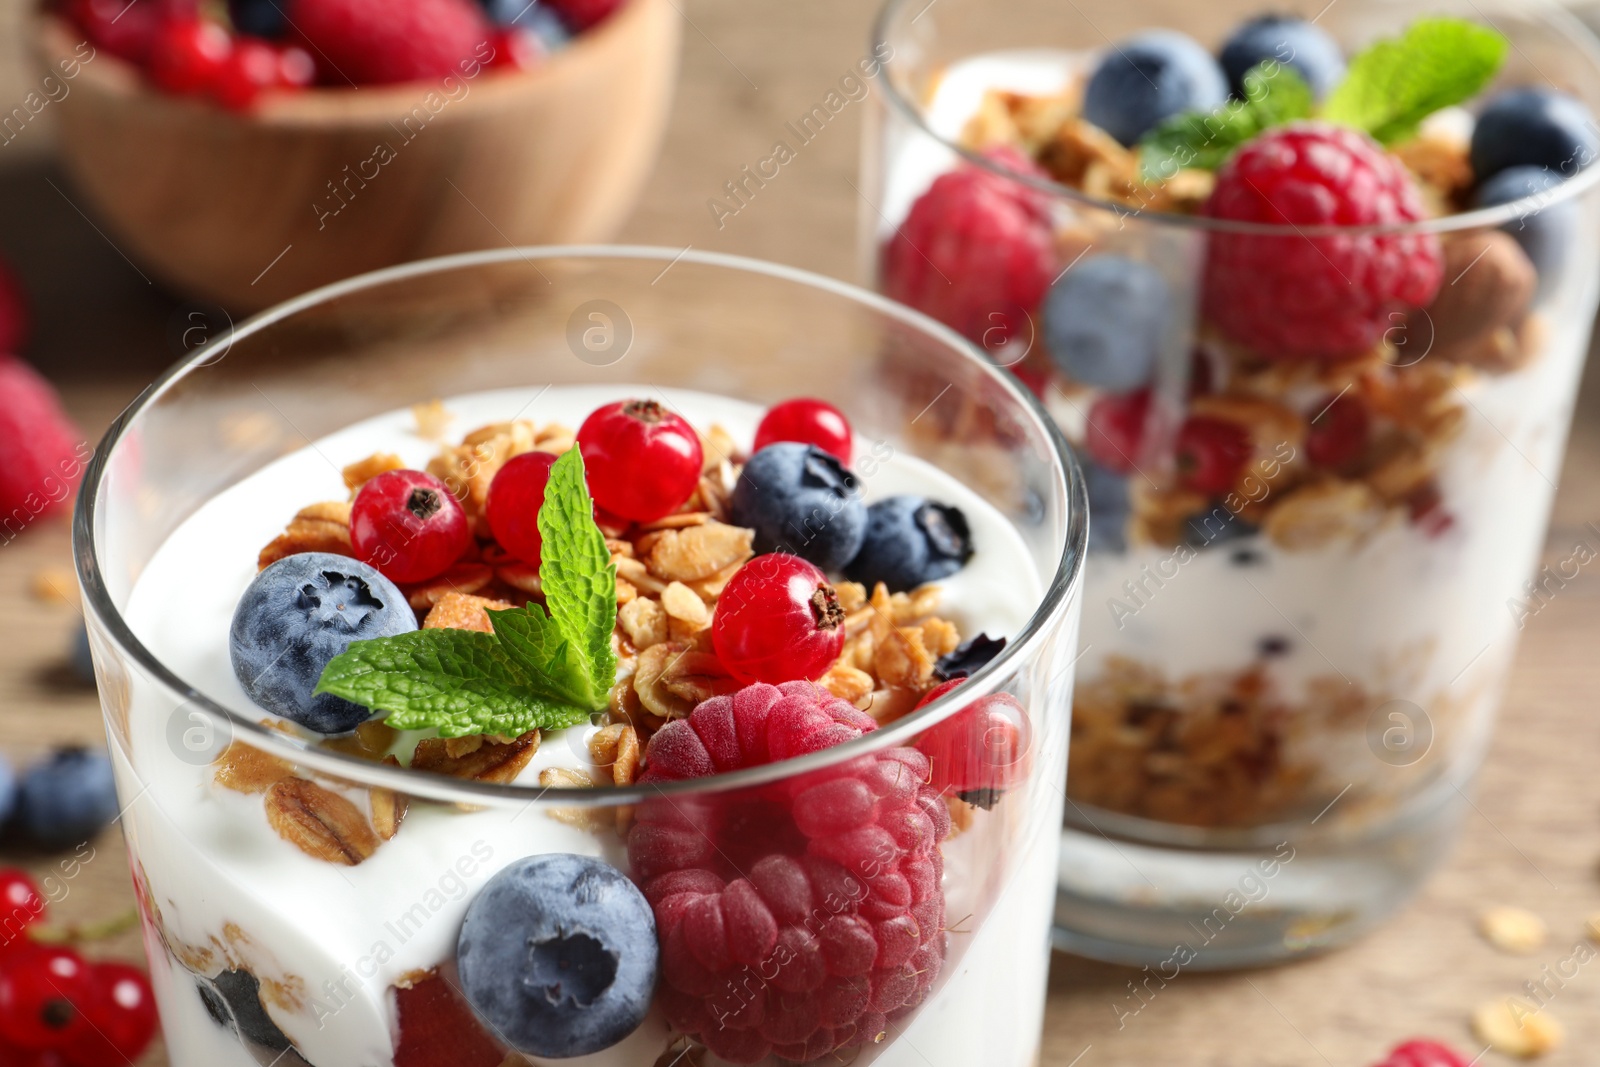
74, 248, 1086, 1066
864, 0, 1600, 965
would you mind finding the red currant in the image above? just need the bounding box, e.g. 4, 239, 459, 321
1083, 388, 1151, 474
59, 964, 157, 1067
68, 0, 195, 63
576, 399, 703, 523
712, 555, 846, 684
1174, 416, 1251, 495
0, 946, 92, 1050
0, 871, 46, 955
753, 398, 853, 464
485, 451, 558, 565
490, 28, 545, 70
212, 38, 280, 111
148, 18, 232, 96
1374, 1039, 1470, 1067
913, 680, 1031, 803
278, 46, 316, 90
350, 469, 470, 584
0, 1044, 66, 1066
1306, 392, 1371, 471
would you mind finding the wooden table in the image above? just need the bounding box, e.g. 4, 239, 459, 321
3, 2, 1600, 1065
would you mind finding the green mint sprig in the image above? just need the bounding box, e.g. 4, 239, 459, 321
1137, 16, 1508, 178
314, 447, 618, 739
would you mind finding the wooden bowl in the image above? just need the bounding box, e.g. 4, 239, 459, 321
33, 1, 680, 311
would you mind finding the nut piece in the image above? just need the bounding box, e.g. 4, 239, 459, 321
1417, 230, 1536, 360
619, 598, 670, 651
1472, 998, 1563, 1058
423, 592, 515, 634
411, 400, 452, 441
660, 582, 711, 629
342, 454, 404, 494
403, 562, 494, 611
411, 730, 540, 784
1479, 906, 1547, 955
819, 664, 875, 707
644, 522, 756, 583
370, 755, 407, 841
213, 742, 294, 794
1262, 480, 1383, 550
258, 504, 354, 570
265, 778, 381, 866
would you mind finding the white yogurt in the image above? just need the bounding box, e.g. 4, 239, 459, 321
114, 386, 1055, 1067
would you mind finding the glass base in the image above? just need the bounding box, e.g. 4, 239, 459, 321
1051, 773, 1465, 970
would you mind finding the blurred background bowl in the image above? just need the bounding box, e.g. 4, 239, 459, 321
30, 0, 679, 311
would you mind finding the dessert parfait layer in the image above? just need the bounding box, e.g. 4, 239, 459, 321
103, 383, 1071, 1067
871, 3, 1600, 830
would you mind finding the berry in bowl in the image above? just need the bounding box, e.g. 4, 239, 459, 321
30, 0, 678, 309
867, 0, 1600, 965
73, 248, 1085, 1066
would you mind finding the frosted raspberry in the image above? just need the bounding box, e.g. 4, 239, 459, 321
0, 356, 85, 529
883, 147, 1057, 347
629, 682, 950, 1064
1203, 123, 1443, 360
287, 0, 491, 85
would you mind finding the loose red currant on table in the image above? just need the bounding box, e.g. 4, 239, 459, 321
712, 555, 846, 684
1174, 416, 1251, 495
0, 945, 92, 1050
0, 871, 46, 951
1372, 1039, 1470, 1067
576, 399, 703, 523
59, 963, 158, 1067
913, 679, 1031, 806
1305, 392, 1372, 471
350, 469, 470, 584
753, 398, 853, 464
485, 451, 558, 565
148, 18, 232, 96
1083, 388, 1151, 474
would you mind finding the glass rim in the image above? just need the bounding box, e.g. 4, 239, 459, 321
870, 0, 1600, 238
72, 244, 1088, 810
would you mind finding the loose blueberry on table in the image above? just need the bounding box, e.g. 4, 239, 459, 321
212, 391, 1012, 1064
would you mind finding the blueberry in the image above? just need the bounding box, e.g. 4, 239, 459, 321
197, 969, 293, 1052
934, 633, 1007, 681
1082, 30, 1228, 146
482, 0, 573, 49
229, 553, 415, 735
226, 0, 288, 38
1083, 460, 1129, 554
1473, 165, 1572, 281
17, 747, 119, 849
1219, 15, 1346, 99
458, 854, 657, 1058
844, 495, 973, 593
730, 444, 867, 572
1185, 506, 1258, 549
1471, 87, 1600, 181
1044, 256, 1169, 393
0, 753, 16, 829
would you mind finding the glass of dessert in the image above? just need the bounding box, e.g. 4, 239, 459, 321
72, 248, 1086, 1066
865, 0, 1600, 965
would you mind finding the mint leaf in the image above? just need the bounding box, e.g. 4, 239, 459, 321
1322, 18, 1507, 144
1138, 62, 1312, 180
485, 604, 591, 708
314, 629, 590, 738
535, 447, 618, 708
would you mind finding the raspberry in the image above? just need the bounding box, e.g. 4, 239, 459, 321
1083, 387, 1151, 474
288, 0, 492, 85
0, 357, 85, 532
1305, 391, 1371, 471
1174, 416, 1251, 494
1203, 123, 1443, 360
883, 147, 1057, 347
1373, 1039, 1471, 1067
629, 682, 950, 1064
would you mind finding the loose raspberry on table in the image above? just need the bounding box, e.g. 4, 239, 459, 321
629, 682, 950, 1065
288, 0, 492, 85
1372, 1039, 1471, 1067
0, 356, 85, 529
1202, 122, 1443, 361
883, 147, 1058, 348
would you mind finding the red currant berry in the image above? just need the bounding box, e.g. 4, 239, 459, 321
489, 28, 545, 70
278, 46, 316, 90
0, 946, 92, 1050
1374, 1039, 1470, 1067
576, 400, 703, 523
485, 451, 558, 565
1, 1044, 66, 1067
1175, 416, 1251, 495
148, 19, 232, 96
1408, 483, 1455, 540
212, 38, 280, 111
712, 555, 846, 684
59, 964, 158, 1067
0, 871, 46, 954
1306, 393, 1371, 471
350, 469, 470, 584
753, 398, 853, 464
913, 681, 1031, 804
1083, 388, 1151, 474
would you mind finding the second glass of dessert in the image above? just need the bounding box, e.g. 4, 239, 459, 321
74, 249, 1085, 1066
866, 0, 1600, 964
